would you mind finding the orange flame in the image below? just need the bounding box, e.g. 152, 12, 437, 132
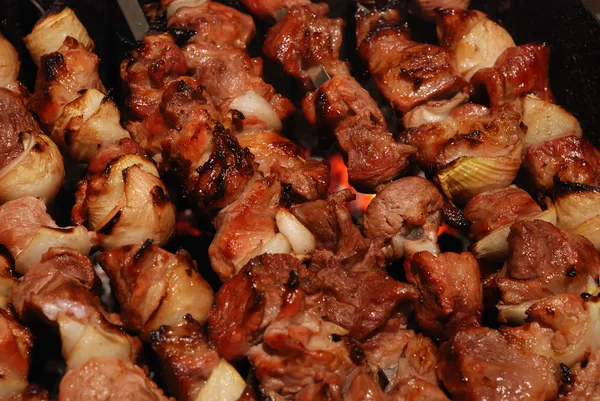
328, 154, 375, 214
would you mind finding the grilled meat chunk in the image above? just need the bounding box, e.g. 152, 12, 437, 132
438, 326, 560, 401
405, 251, 482, 339
263, 3, 349, 88
303, 75, 415, 192
464, 185, 542, 241
496, 220, 600, 305
356, 5, 466, 113
58, 356, 169, 401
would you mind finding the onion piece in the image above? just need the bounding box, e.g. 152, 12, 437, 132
275, 208, 316, 256
229, 90, 283, 132
0, 132, 65, 205
519, 94, 582, 154
87, 155, 176, 249
0, 33, 20, 89
436, 151, 522, 205
472, 199, 557, 261
497, 300, 539, 325
15, 226, 91, 275
52, 89, 129, 162
570, 214, 600, 251
194, 359, 246, 401
24, 7, 94, 67
58, 316, 138, 371
403, 92, 469, 128
165, 0, 210, 20
259, 232, 293, 255
555, 185, 600, 232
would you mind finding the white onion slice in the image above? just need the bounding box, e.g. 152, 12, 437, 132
229, 90, 282, 132
275, 209, 316, 256
194, 359, 246, 401
166, 0, 210, 20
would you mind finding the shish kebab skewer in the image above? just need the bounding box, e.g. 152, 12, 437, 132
23, 5, 176, 251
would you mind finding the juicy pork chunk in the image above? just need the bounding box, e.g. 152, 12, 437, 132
263, 3, 349, 88
405, 251, 483, 339
471, 43, 554, 106
402, 102, 522, 172
151, 318, 220, 401
28, 37, 104, 131
303, 75, 415, 192
464, 185, 542, 241
183, 44, 294, 122
501, 293, 600, 367
167, 1, 256, 49
356, 5, 466, 113
363, 177, 444, 259
12, 248, 141, 370
0, 88, 40, 170
120, 33, 188, 120
209, 253, 306, 361
524, 135, 600, 192
438, 326, 560, 401
496, 220, 600, 305
58, 356, 169, 401
97, 242, 214, 337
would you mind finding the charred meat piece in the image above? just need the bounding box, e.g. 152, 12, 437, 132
303, 75, 415, 192
28, 37, 104, 131
183, 44, 294, 123
356, 5, 466, 113
209, 253, 306, 360
464, 185, 542, 241
496, 220, 600, 305
402, 103, 522, 172
167, 1, 255, 49
471, 43, 554, 106
524, 135, 600, 192
209, 176, 281, 280
363, 177, 444, 259
263, 3, 349, 88
501, 293, 600, 367
436, 8, 515, 81
12, 248, 141, 370
120, 33, 188, 120
309, 247, 418, 340
438, 326, 560, 401
248, 292, 356, 400
97, 243, 214, 338
405, 251, 482, 339
58, 356, 169, 401
236, 130, 330, 201
151, 318, 220, 401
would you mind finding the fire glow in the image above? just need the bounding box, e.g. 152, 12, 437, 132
328, 154, 375, 215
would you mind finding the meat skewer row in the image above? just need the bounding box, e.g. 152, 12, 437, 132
0, 33, 65, 206
120, 2, 330, 279
98, 242, 246, 401
23, 7, 176, 251
225, 0, 416, 192
0, 250, 51, 401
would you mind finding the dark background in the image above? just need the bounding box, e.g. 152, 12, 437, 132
1, 0, 599, 146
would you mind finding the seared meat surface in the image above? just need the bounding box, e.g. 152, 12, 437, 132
496, 220, 600, 304
405, 251, 482, 339
58, 357, 169, 401
263, 3, 349, 88
356, 4, 466, 113
303, 75, 415, 191
438, 326, 560, 401
524, 135, 600, 192
464, 185, 542, 241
